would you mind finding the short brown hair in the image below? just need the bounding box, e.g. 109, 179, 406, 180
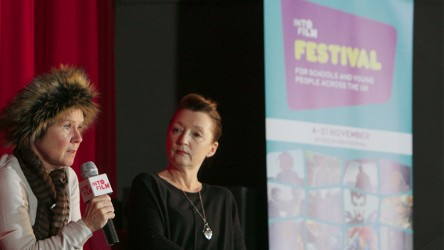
175, 93, 222, 142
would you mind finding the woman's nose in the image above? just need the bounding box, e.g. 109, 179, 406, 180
72, 128, 83, 143
177, 132, 188, 145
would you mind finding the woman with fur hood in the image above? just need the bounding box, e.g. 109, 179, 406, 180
0, 65, 115, 249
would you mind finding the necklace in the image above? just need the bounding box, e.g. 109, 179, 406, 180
182, 190, 213, 240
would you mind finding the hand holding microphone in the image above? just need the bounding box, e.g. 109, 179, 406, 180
82, 195, 114, 231
80, 161, 119, 246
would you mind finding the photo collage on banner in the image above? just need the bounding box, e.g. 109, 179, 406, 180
264, 0, 413, 249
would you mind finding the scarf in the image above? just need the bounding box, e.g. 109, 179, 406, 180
15, 148, 70, 240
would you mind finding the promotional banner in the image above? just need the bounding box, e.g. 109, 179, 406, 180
265, 0, 413, 249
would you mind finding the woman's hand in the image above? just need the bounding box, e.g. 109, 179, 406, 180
82, 194, 115, 232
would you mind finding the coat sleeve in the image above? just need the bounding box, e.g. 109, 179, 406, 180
0, 156, 92, 250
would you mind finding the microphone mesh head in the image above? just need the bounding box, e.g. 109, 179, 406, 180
81, 161, 99, 179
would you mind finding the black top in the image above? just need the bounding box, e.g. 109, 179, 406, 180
125, 173, 246, 250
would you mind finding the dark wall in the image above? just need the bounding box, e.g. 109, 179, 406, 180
115, 0, 177, 202
115, 0, 444, 249
413, 1, 444, 249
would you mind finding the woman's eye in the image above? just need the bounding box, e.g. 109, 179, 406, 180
64, 124, 72, 130
77, 125, 84, 133
172, 127, 181, 133
193, 132, 203, 138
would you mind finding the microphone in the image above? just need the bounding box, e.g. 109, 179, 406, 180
80, 161, 119, 246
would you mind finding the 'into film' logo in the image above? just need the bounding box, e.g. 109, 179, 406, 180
293, 18, 317, 38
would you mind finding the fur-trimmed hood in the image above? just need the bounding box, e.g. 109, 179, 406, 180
0, 65, 99, 149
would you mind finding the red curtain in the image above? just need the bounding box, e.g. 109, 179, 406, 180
0, 1, 116, 249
